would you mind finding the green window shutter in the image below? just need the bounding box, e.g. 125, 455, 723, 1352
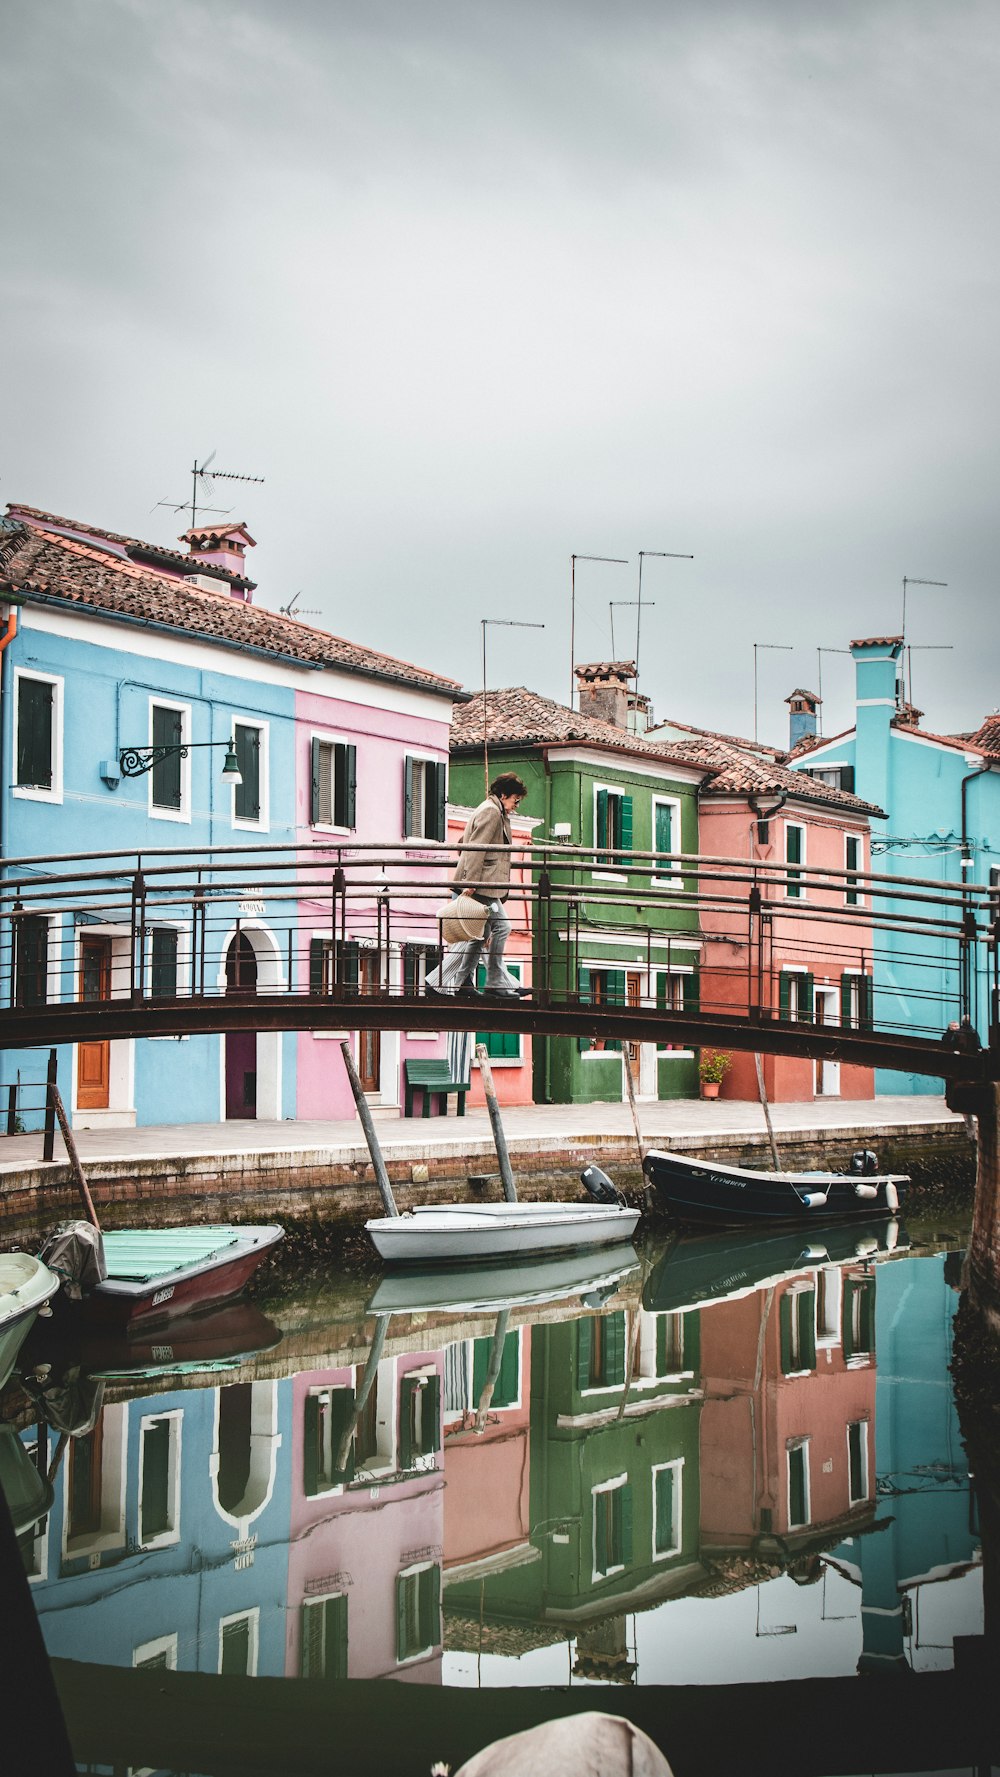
340, 744, 357, 829
656, 973, 668, 1011
620, 1483, 633, 1565
301, 1599, 326, 1678
15, 916, 48, 1008
603, 969, 625, 1054
596, 788, 608, 855
798, 1290, 816, 1370
419, 1565, 441, 1650
655, 801, 673, 854
472, 1331, 519, 1408
403, 945, 418, 994
151, 706, 183, 810
778, 972, 791, 1022
848, 1423, 864, 1500
340, 940, 359, 991
604, 1311, 627, 1387
234, 725, 260, 821
682, 971, 699, 1013
619, 795, 633, 867
396, 1575, 409, 1662
399, 1377, 417, 1468
303, 1394, 320, 1496
594, 1493, 609, 1577
310, 738, 322, 824
221, 1617, 251, 1676
421, 1374, 441, 1455
578, 967, 591, 1052
840, 972, 854, 1027
786, 825, 802, 864
16, 678, 53, 788
309, 937, 326, 994
431, 760, 447, 842
861, 975, 874, 1029
329, 1387, 356, 1484
779, 1293, 794, 1372
151, 928, 178, 997
403, 757, 414, 837
654, 1467, 674, 1553
801, 973, 815, 1020
788, 1448, 807, 1526
576, 1318, 593, 1390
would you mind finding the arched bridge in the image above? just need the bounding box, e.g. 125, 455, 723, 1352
1, 838, 998, 1084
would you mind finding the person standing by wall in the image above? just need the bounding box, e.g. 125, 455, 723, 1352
427, 773, 528, 997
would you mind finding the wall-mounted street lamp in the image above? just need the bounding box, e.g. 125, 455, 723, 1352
118, 738, 243, 783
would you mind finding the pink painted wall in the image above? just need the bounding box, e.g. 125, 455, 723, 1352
294, 685, 456, 1117
443, 1327, 532, 1568
286, 1355, 445, 1683
698, 800, 875, 1102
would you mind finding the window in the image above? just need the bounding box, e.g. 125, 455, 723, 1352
403, 943, 434, 995
802, 764, 855, 793
146, 701, 191, 819
593, 1477, 632, 1578
843, 1277, 875, 1362
308, 937, 359, 995
577, 1312, 627, 1391
787, 1440, 811, 1528
396, 1563, 440, 1662
301, 1593, 348, 1680
150, 928, 178, 997
784, 822, 805, 897
233, 722, 265, 826
404, 757, 446, 842
653, 797, 681, 875
471, 1329, 521, 1410
139, 1413, 181, 1546
845, 834, 862, 906
303, 1386, 356, 1494
652, 1461, 683, 1560
133, 1634, 178, 1672
848, 1420, 869, 1503
779, 970, 814, 1022
13, 915, 49, 1007
14, 671, 62, 798
399, 1371, 441, 1468
578, 968, 624, 1053
841, 972, 873, 1029
476, 962, 522, 1057
779, 1287, 817, 1374
594, 786, 632, 869
310, 737, 356, 829
219, 1610, 258, 1677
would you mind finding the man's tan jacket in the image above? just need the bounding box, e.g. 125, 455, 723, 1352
451, 795, 512, 902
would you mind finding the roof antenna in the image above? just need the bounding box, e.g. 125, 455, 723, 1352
278, 591, 321, 618
154, 452, 264, 530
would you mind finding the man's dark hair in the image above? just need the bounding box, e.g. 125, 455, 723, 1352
490, 773, 527, 800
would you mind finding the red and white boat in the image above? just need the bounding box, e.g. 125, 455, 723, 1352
45, 1224, 284, 1332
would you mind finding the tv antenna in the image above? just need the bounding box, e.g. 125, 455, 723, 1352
278, 592, 321, 619
154, 452, 265, 531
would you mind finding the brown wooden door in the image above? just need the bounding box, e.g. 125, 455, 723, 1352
359, 952, 381, 1092
625, 970, 642, 1078
77, 937, 111, 1110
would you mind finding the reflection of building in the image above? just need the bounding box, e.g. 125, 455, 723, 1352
443, 1305, 703, 1661
22, 1379, 290, 1677
287, 1348, 445, 1683
442, 1320, 533, 1584
828, 1254, 981, 1671
699, 1258, 878, 1558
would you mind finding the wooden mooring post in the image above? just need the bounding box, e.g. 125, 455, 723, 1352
475, 1043, 518, 1203
339, 1041, 399, 1218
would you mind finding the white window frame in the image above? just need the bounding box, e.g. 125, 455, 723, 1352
396, 1560, 440, 1665
784, 820, 806, 898
300, 1589, 349, 1678
137, 1409, 183, 1549
592, 1472, 629, 1582
654, 967, 694, 1059
148, 698, 192, 825
309, 728, 355, 835
12, 668, 64, 804
145, 920, 191, 999
815, 1266, 843, 1349
652, 796, 682, 878
592, 783, 628, 882
783, 1281, 817, 1376
782, 965, 809, 1024
230, 715, 270, 832
133, 1632, 178, 1671
844, 831, 864, 907
786, 1437, 811, 1529
651, 1459, 684, 1561
218, 1607, 260, 1677
847, 1419, 870, 1504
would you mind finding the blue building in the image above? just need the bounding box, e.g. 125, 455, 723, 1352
0, 503, 460, 1127
789, 637, 999, 1094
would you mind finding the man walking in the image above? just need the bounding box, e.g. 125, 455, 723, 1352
427, 773, 528, 998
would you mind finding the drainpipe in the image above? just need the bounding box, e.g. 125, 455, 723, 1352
0, 605, 18, 862
960, 758, 989, 1026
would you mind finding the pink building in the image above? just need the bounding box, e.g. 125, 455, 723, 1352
442, 1322, 533, 1579
286, 1351, 446, 1684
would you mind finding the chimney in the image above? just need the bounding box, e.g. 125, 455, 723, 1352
179, 521, 257, 601
785, 687, 821, 751
575, 660, 636, 729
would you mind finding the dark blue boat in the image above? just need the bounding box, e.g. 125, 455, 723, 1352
643, 1146, 908, 1228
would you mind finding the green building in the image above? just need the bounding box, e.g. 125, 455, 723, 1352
449, 667, 707, 1102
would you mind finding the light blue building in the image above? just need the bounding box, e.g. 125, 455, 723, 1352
789, 637, 999, 1094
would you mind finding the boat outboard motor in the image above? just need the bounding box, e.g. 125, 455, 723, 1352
37, 1221, 107, 1300
849, 1149, 879, 1177
580, 1164, 620, 1205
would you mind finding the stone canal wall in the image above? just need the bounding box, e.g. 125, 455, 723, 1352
0, 1118, 974, 1246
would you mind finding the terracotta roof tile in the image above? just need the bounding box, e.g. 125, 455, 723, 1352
451, 686, 708, 771
680, 737, 883, 816
0, 520, 465, 698
646, 715, 785, 758
967, 711, 1000, 757
7, 502, 251, 588
849, 634, 903, 648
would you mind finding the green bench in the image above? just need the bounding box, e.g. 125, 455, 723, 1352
404, 1058, 470, 1119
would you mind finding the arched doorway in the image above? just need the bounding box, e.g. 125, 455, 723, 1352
211, 1382, 281, 1532
225, 933, 258, 1120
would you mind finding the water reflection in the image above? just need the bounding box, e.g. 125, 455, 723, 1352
0, 1221, 984, 1711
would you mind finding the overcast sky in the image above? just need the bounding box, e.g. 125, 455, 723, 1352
4, 0, 998, 745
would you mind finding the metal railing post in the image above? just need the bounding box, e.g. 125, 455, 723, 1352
42, 1048, 57, 1163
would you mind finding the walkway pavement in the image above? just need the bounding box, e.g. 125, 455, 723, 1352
0, 1094, 964, 1176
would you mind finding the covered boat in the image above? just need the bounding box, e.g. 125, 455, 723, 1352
0, 1252, 60, 1391
643, 1147, 908, 1228
42, 1223, 283, 1331
365, 1199, 640, 1266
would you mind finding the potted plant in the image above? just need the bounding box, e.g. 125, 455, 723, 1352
698, 1048, 732, 1099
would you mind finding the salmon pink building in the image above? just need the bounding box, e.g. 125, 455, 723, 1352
442, 1322, 533, 1582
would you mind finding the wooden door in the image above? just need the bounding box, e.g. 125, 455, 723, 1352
77, 937, 111, 1110
359, 952, 381, 1093
814, 987, 841, 1096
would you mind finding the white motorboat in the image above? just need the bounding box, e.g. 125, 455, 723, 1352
365, 1197, 640, 1266
0, 1251, 60, 1391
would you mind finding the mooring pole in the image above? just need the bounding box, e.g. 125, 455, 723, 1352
476, 1043, 518, 1202
475, 1307, 511, 1431
754, 1053, 782, 1173
339, 1040, 399, 1217
622, 1046, 645, 1168
48, 1084, 100, 1229
334, 1311, 391, 1474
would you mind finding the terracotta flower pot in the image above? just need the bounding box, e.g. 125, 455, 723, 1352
700, 1081, 721, 1099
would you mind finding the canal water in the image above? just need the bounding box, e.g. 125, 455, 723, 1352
1, 1211, 988, 1773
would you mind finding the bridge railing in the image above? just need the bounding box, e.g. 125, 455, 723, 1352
0, 839, 996, 1055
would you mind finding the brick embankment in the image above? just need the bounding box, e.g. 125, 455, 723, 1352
0, 1096, 973, 1244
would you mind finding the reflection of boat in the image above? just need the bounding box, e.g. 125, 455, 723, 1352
643, 1218, 906, 1313
0, 1421, 53, 1536
51, 1224, 284, 1331
365, 1200, 640, 1265
368, 1242, 641, 1315
21, 1298, 283, 1383
643, 1148, 908, 1227
0, 1253, 60, 1391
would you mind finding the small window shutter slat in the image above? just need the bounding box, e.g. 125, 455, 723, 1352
620, 1484, 633, 1565
576, 1318, 593, 1390
403, 757, 414, 837
311, 738, 322, 825
344, 744, 357, 830
619, 795, 633, 867
330, 1593, 348, 1680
